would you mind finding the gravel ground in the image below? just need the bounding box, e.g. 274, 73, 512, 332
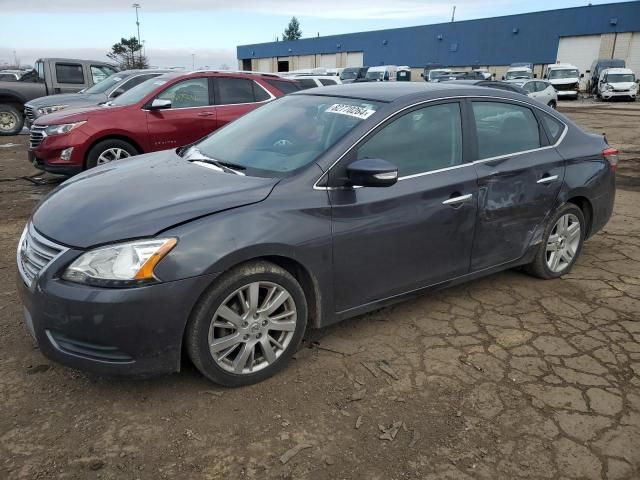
1, 102, 639, 480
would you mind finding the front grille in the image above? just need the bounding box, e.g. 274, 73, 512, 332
17, 223, 66, 287
24, 105, 36, 122
46, 330, 134, 363
29, 126, 46, 149
554, 83, 578, 92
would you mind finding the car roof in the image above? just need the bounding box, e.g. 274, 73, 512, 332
151, 70, 297, 83
292, 81, 527, 103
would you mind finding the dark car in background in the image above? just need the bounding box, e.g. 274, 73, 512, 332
24, 69, 171, 127
28, 71, 299, 175
18, 83, 616, 386
340, 67, 369, 83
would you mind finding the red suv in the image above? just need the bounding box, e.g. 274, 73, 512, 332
28, 71, 300, 175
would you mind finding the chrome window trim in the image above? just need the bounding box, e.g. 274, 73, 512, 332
312, 94, 568, 191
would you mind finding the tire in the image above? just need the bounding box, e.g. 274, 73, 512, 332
547, 100, 557, 109
0, 104, 24, 136
85, 139, 138, 170
525, 203, 585, 280
186, 261, 308, 387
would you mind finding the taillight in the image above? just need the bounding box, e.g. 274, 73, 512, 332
603, 147, 618, 172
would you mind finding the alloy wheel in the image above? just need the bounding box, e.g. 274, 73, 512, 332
208, 281, 297, 374
546, 213, 581, 273
0, 112, 17, 131
96, 147, 131, 165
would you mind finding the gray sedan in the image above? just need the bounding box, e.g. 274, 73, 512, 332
17, 83, 616, 386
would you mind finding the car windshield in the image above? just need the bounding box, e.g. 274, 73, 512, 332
365, 71, 384, 80
110, 77, 168, 106
187, 95, 381, 177
605, 73, 635, 83
506, 70, 531, 79
84, 73, 129, 94
340, 68, 360, 80
548, 69, 579, 79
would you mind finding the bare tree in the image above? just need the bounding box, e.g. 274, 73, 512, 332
107, 37, 149, 70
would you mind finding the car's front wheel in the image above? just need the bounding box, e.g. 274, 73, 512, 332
186, 261, 308, 386
526, 203, 585, 279
0, 105, 24, 136
86, 139, 138, 169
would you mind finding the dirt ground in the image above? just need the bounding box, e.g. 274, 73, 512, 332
1, 102, 640, 480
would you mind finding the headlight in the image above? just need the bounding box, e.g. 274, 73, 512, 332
62, 238, 177, 287
603, 84, 613, 91
44, 121, 86, 136
37, 105, 69, 115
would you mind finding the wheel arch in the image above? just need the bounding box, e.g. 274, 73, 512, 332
85, 134, 144, 168
566, 195, 594, 238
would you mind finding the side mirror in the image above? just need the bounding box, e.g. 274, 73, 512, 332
347, 158, 398, 188
110, 87, 125, 98
543, 75, 548, 79
420, 73, 425, 78
492, 73, 496, 78
148, 98, 172, 110
580, 73, 584, 78
533, 73, 538, 78
501, 75, 505, 80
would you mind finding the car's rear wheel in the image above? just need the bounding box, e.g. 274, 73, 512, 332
0, 105, 24, 136
86, 139, 138, 169
526, 203, 585, 279
186, 261, 307, 387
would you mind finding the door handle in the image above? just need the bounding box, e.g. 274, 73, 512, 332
537, 175, 558, 184
442, 193, 472, 206
197, 112, 215, 117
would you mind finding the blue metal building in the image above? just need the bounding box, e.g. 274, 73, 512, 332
237, 2, 640, 71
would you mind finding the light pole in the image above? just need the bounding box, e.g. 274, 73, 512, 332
132, 4, 142, 66
192, 53, 195, 70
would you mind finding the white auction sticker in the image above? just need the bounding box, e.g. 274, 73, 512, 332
325, 104, 376, 120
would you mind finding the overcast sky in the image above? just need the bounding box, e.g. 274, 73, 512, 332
0, 0, 629, 69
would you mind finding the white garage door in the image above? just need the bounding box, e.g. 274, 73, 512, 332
557, 35, 602, 73
346, 51, 364, 67
319, 54, 337, 68
626, 33, 640, 75
296, 55, 316, 69
256, 58, 272, 72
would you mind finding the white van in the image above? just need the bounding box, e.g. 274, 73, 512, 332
504, 67, 533, 80
545, 63, 581, 100
597, 68, 637, 101
365, 65, 398, 82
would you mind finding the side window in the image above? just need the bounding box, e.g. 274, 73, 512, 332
117, 74, 159, 95
472, 101, 541, 159
536, 81, 548, 92
319, 78, 337, 86
540, 113, 565, 143
217, 78, 255, 105
253, 82, 271, 102
36, 61, 45, 81
265, 79, 300, 94
90, 65, 116, 84
296, 79, 318, 90
357, 102, 463, 177
522, 82, 535, 93
55, 63, 84, 84
157, 78, 210, 108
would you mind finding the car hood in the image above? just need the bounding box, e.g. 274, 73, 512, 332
33, 103, 128, 125
26, 92, 107, 109
32, 149, 279, 248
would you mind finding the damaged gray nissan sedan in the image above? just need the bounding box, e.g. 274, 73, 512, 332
17, 82, 616, 386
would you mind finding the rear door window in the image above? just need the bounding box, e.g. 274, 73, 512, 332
540, 113, 565, 143
472, 101, 541, 159
216, 78, 255, 105
253, 82, 271, 102
319, 78, 338, 86
55, 63, 84, 84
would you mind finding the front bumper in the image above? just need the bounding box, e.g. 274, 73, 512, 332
28, 126, 90, 176
17, 249, 219, 376
601, 90, 637, 100
28, 150, 82, 176
556, 90, 578, 98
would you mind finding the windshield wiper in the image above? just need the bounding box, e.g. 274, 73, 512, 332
184, 146, 245, 175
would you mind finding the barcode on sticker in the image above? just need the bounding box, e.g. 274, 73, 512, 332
325, 104, 376, 120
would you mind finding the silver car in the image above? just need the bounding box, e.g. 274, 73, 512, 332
508, 79, 558, 109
